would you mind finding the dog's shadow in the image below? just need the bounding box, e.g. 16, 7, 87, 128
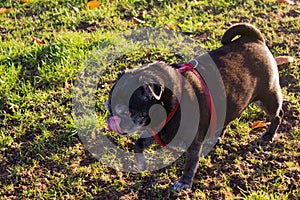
192, 126, 291, 196
92, 97, 296, 199
90, 125, 293, 199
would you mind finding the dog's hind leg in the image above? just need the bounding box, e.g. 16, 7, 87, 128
258, 89, 283, 142
134, 131, 154, 170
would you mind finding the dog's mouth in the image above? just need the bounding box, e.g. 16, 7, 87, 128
107, 115, 145, 135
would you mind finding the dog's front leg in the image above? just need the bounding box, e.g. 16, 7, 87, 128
134, 131, 154, 171
173, 140, 202, 191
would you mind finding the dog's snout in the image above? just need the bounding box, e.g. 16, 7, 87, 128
115, 104, 130, 116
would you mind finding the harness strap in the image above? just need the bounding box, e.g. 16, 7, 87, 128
151, 63, 217, 150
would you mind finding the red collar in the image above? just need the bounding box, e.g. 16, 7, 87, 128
151, 63, 217, 150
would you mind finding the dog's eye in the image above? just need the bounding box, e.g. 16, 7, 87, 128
118, 110, 130, 117
143, 96, 149, 101
124, 111, 130, 116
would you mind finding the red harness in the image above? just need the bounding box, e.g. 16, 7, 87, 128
151, 63, 217, 150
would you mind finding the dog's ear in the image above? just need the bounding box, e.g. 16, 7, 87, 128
145, 83, 163, 100
170, 63, 181, 69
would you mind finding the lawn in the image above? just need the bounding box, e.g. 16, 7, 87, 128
0, 0, 299, 199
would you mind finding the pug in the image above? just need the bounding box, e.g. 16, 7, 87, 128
105, 23, 283, 191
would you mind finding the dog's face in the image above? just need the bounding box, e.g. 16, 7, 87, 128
106, 72, 163, 135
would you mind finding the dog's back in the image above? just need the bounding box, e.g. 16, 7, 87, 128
209, 23, 281, 125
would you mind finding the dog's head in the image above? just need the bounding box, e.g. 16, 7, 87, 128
106, 71, 164, 135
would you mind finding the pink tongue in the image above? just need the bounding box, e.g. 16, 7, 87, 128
107, 116, 124, 134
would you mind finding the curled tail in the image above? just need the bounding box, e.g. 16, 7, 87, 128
221, 23, 265, 45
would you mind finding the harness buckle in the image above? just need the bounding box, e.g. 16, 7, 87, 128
188, 59, 199, 68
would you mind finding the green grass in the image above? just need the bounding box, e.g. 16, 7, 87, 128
0, 0, 299, 199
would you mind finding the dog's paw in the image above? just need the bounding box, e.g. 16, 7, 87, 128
260, 131, 275, 142
135, 154, 147, 171
173, 180, 192, 192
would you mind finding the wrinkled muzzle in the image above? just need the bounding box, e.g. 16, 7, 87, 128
107, 116, 125, 134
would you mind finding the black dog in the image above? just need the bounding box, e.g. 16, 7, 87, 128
106, 23, 283, 191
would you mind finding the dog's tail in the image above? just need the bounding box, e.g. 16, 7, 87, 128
221, 23, 265, 45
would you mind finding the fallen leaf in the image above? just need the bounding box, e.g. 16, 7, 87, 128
275, 56, 294, 65
131, 17, 145, 24
0, 8, 13, 14
32, 36, 45, 45
165, 24, 179, 30
72, 6, 80, 13
85, 1, 100, 8
251, 120, 269, 129
277, 0, 295, 5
